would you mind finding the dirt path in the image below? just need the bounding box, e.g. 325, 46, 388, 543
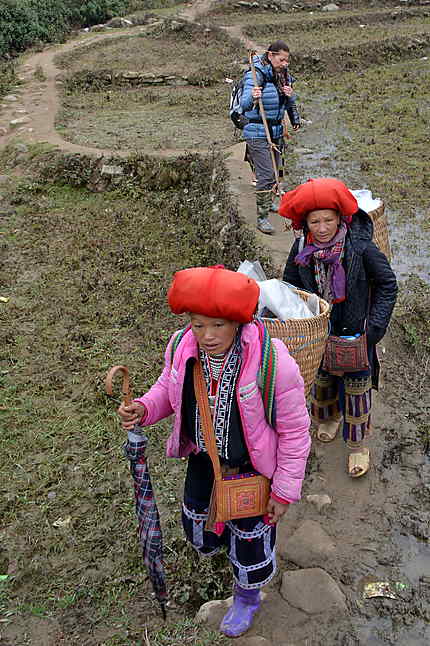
0, 31, 205, 159
178, 0, 217, 21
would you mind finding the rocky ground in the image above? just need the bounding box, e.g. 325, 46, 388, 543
0, 1, 429, 645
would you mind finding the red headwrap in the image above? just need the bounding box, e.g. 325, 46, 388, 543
167, 266, 259, 323
278, 178, 358, 230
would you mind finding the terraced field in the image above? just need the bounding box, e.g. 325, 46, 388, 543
0, 1, 429, 645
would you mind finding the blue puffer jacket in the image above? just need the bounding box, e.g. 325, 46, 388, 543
240, 55, 299, 140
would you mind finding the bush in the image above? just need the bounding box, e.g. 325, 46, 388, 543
128, 0, 183, 8
0, 59, 17, 97
0, 0, 131, 58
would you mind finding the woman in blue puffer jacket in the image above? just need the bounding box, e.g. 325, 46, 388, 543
241, 41, 300, 235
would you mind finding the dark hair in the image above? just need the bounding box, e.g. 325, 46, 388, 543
267, 40, 290, 54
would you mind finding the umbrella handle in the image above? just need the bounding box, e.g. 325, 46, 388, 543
105, 365, 132, 406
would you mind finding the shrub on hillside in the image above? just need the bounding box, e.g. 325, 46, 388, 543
128, 0, 183, 8
0, 60, 17, 97
0, 0, 130, 58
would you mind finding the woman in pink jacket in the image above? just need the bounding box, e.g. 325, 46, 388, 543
118, 266, 310, 638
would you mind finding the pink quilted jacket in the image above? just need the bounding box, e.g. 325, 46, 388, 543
134, 322, 311, 503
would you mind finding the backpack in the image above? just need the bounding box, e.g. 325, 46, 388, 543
170, 322, 277, 427
229, 69, 265, 130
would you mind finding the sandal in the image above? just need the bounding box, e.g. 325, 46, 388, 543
316, 419, 341, 443
348, 447, 370, 478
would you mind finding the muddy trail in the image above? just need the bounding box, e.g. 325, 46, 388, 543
0, 1, 429, 645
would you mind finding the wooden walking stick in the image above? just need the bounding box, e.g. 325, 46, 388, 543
248, 50, 280, 192
105, 365, 132, 406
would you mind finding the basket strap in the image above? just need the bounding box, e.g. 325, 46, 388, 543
257, 321, 277, 427
170, 325, 191, 365
193, 361, 223, 482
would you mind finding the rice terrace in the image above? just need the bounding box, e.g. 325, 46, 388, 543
0, 0, 429, 644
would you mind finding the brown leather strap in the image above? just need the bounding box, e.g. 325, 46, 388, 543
193, 361, 222, 482
105, 365, 132, 405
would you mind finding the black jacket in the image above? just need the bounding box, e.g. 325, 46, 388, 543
283, 210, 398, 344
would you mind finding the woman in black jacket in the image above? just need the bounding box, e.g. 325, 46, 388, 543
279, 178, 397, 477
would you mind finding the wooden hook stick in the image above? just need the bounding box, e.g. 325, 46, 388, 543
105, 365, 132, 406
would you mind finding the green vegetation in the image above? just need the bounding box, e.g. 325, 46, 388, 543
0, 59, 18, 98
320, 58, 429, 217
0, 145, 269, 642
128, 0, 184, 8
55, 22, 243, 79
55, 22, 245, 150
0, 0, 130, 57
395, 277, 430, 351
245, 16, 430, 49
34, 64, 47, 82
57, 84, 235, 150
207, 6, 426, 26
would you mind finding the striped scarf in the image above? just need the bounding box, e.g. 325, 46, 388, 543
295, 222, 348, 304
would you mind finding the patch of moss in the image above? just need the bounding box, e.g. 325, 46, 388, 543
316, 58, 430, 217
0, 149, 271, 629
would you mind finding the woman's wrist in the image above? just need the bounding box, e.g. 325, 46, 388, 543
132, 400, 147, 423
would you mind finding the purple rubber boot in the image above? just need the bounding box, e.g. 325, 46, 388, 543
220, 584, 261, 638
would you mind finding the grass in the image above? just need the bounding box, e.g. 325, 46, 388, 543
1, 1, 430, 642
54, 20, 245, 150
394, 276, 430, 352
128, 0, 185, 9
34, 64, 46, 82
51, 4, 430, 152
56, 84, 235, 150
0, 60, 18, 100
245, 16, 430, 50
144, 618, 229, 645
55, 25, 244, 78
311, 57, 430, 218
129, 2, 187, 18
207, 5, 430, 27
0, 148, 268, 643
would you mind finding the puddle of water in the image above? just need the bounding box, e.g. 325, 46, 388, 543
354, 617, 393, 645
394, 621, 430, 646
354, 617, 429, 646
294, 95, 430, 284
395, 532, 430, 585
389, 214, 430, 283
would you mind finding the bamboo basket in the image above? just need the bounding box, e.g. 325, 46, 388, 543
262, 289, 330, 396
368, 200, 391, 261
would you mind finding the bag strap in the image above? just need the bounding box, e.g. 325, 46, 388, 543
193, 361, 223, 482
298, 234, 305, 254
256, 321, 277, 427
245, 68, 265, 114
170, 325, 191, 365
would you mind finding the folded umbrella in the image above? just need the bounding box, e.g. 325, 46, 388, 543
105, 365, 168, 619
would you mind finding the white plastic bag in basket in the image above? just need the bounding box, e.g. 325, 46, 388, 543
257, 280, 314, 320
350, 189, 382, 213
237, 260, 267, 282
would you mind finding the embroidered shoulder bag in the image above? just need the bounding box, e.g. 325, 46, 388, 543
322, 290, 372, 374
322, 332, 369, 374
